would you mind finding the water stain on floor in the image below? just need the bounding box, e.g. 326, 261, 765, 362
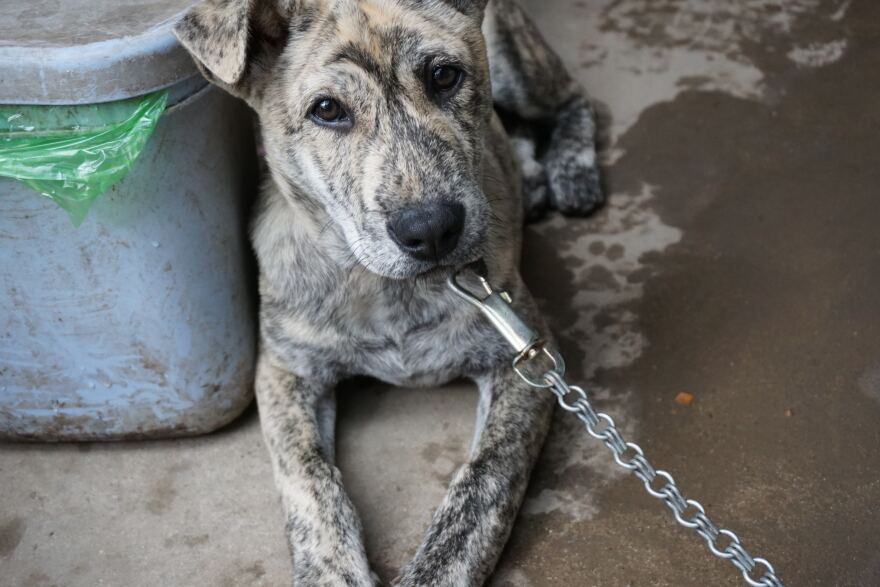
492, 1, 880, 585
0, 517, 26, 557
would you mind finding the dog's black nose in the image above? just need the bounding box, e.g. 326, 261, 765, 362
387, 202, 465, 261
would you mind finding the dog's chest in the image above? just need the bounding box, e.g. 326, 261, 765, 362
265, 277, 500, 386
334, 287, 479, 386
357, 325, 463, 387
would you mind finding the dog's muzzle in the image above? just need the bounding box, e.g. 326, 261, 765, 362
386, 201, 465, 262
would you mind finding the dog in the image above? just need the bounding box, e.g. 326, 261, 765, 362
174, 0, 601, 584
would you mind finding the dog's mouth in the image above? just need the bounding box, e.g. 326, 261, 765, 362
411, 256, 476, 281
347, 202, 488, 280
403, 250, 482, 283
383, 229, 485, 280
413, 264, 455, 281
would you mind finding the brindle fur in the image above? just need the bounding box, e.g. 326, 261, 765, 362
175, 0, 601, 584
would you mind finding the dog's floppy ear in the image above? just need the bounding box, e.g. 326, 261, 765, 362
174, 0, 290, 94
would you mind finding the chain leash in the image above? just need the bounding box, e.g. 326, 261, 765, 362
448, 266, 785, 587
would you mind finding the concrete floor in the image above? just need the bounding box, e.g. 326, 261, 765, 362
3, 0, 879, 585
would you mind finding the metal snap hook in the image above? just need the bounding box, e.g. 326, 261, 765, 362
448, 264, 543, 357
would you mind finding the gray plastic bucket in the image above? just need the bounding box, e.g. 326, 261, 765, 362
0, 1, 258, 440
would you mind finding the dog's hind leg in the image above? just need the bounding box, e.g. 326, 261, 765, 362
484, 0, 603, 217
394, 357, 554, 586
255, 353, 376, 587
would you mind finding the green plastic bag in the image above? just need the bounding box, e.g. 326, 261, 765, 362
0, 92, 167, 225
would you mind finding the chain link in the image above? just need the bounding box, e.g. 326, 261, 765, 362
541, 370, 785, 587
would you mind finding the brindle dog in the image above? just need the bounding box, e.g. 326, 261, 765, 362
175, 0, 601, 584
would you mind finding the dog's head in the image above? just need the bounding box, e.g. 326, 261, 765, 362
175, 0, 494, 278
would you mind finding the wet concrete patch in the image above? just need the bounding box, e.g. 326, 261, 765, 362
21, 571, 54, 587
145, 462, 190, 515
0, 517, 26, 557
163, 533, 210, 549
218, 560, 267, 587
420, 435, 466, 484
493, 1, 880, 585
146, 475, 178, 515
858, 365, 880, 405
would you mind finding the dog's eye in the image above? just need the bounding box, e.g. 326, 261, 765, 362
428, 65, 463, 96
309, 98, 350, 126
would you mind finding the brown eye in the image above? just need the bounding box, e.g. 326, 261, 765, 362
309, 98, 349, 126
430, 65, 462, 94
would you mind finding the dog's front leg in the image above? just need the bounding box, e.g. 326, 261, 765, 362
395, 365, 554, 586
256, 353, 376, 587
